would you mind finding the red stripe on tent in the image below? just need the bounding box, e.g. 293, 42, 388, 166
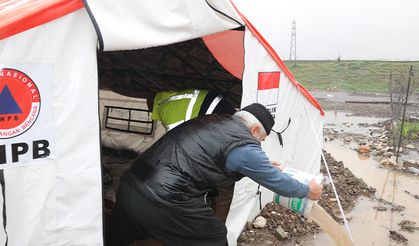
0, 0, 84, 41
258, 72, 280, 90
229, 1, 324, 116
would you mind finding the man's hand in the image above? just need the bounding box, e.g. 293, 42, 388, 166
307, 179, 323, 200
271, 160, 284, 171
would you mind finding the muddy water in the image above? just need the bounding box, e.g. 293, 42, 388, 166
307, 143, 419, 245
309, 203, 354, 246
324, 111, 385, 136
305, 111, 419, 245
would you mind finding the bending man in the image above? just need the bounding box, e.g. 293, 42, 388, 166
107, 103, 323, 246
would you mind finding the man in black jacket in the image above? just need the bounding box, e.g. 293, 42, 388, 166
107, 103, 322, 246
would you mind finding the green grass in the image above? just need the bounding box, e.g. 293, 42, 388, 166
283, 60, 419, 93
399, 121, 419, 140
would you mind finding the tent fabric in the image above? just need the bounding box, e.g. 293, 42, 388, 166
0, 0, 84, 41
0, 1, 326, 246
84, 0, 243, 51
0, 9, 102, 245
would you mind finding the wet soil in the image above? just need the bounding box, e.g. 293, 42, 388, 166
237, 152, 376, 246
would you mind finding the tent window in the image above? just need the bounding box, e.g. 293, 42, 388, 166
104, 106, 154, 135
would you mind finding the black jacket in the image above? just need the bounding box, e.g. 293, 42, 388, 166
124, 114, 259, 212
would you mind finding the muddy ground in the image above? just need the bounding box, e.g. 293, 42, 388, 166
237, 151, 376, 246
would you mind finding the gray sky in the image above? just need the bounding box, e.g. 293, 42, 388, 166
235, 0, 419, 60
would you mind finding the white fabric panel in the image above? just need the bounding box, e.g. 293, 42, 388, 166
226, 28, 324, 246
241, 29, 323, 173
0, 10, 102, 246
85, 0, 243, 51
99, 90, 166, 153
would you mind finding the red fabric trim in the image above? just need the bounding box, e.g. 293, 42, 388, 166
258, 72, 280, 90
229, 1, 324, 116
202, 30, 245, 80
0, 0, 84, 41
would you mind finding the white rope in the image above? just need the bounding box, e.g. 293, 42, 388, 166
297, 85, 354, 242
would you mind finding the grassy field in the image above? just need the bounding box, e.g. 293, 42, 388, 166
284, 60, 419, 93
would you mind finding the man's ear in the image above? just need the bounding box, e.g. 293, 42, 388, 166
250, 125, 259, 136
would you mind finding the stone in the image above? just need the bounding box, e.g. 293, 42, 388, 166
376, 149, 385, 156
373, 206, 387, 212
406, 144, 415, 150
253, 216, 267, 229
358, 139, 368, 145
407, 167, 419, 175
389, 230, 408, 244
391, 205, 406, 212
399, 220, 418, 232
246, 221, 253, 230
274, 226, 289, 240
358, 145, 370, 154
385, 152, 393, 158
404, 159, 417, 165
395, 147, 403, 153
389, 156, 398, 166
349, 143, 358, 150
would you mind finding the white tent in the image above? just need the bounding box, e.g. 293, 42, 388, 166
0, 0, 324, 245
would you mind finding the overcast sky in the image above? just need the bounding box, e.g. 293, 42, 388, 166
234, 0, 419, 60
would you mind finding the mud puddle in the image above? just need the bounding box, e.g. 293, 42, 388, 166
324, 110, 385, 137
306, 143, 419, 245
306, 111, 419, 245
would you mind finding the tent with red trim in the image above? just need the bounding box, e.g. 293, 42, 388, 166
0, 0, 324, 245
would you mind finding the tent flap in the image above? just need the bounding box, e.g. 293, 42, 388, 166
84, 0, 243, 51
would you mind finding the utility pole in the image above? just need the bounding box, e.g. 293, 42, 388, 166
289, 20, 297, 67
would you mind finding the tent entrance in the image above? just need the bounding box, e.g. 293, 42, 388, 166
97, 35, 245, 245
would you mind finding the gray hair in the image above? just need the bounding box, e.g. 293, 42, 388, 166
234, 110, 267, 136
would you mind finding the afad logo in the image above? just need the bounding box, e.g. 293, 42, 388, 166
0, 68, 41, 139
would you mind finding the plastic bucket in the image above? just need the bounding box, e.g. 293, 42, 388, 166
273, 167, 323, 218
